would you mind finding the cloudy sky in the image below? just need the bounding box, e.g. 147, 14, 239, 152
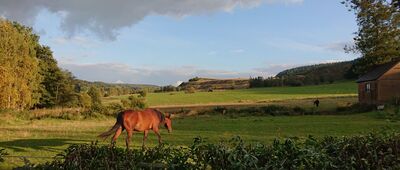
0, 0, 357, 85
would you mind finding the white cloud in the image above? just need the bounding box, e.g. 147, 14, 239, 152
115, 80, 125, 84
254, 64, 298, 77
231, 49, 245, 53
0, 0, 303, 40
52, 36, 99, 48
266, 39, 354, 54
174, 81, 184, 87
320, 41, 354, 52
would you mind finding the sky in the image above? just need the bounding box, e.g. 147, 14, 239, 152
0, 0, 358, 86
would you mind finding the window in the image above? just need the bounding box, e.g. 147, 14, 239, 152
365, 83, 371, 92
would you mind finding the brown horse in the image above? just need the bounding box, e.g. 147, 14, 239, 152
98, 108, 172, 148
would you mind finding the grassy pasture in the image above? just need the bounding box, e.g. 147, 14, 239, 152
1, 111, 400, 168
103, 82, 357, 106
0, 82, 388, 169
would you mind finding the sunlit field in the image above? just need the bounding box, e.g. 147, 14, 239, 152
1, 110, 399, 168
103, 81, 357, 106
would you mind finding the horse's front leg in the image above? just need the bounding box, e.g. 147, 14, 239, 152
142, 130, 149, 149
153, 128, 162, 144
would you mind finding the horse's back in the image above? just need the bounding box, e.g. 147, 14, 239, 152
122, 109, 160, 131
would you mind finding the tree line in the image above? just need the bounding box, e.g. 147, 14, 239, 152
0, 19, 77, 110
0, 19, 152, 110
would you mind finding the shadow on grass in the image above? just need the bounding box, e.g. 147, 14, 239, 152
0, 138, 87, 153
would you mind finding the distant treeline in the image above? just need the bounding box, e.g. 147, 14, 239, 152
250, 60, 358, 88
0, 19, 156, 110
154, 85, 180, 93
75, 80, 158, 97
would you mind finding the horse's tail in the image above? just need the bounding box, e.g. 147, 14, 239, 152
97, 112, 124, 140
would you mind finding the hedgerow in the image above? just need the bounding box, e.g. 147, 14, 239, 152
20, 131, 400, 169
0, 149, 7, 163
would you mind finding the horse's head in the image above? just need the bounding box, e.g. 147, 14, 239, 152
164, 113, 172, 133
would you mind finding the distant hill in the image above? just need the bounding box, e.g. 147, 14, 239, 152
178, 77, 250, 91
250, 60, 358, 88
276, 60, 357, 80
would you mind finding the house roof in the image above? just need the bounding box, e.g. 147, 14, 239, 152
356, 61, 400, 83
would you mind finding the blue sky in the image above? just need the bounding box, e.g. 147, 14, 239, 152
1, 0, 357, 85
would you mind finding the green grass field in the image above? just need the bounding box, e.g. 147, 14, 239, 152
0, 82, 389, 169
1, 111, 399, 169
103, 82, 358, 106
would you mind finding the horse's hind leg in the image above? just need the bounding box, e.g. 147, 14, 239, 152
125, 129, 133, 149
142, 130, 149, 149
111, 127, 122, 146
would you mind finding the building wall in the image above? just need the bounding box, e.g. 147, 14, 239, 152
358, 81, 378, 104
377, 80, 400, 103
377, 63, 400, 103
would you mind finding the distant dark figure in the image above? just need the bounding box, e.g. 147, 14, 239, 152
314, 99, 320, 107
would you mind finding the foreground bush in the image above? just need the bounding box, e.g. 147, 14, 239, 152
21, 131, 400, 169
0, 149, 7, 163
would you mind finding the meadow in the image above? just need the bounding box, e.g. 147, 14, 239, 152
0, 81, 397, 169
103, 81, 357, 106
1, 111, 400, 168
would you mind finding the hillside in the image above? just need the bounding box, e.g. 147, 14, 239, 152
277, 60, 357, 80
178, 77, 250, 91
250, 60, 358, 88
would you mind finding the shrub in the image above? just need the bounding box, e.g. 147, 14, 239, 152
78, 92, 92, 109
104, 102, 124, 117
336, 103, 375, 113
0, 149, 7, 163
121, 95, 147, 110
188, 77, 200, 82
292, 106, 306, 115
185, 87, 196, 94
138, 90, 147, 98
260, 105, 291, 116
21, 131, 400, 169
201, 105, 311, 117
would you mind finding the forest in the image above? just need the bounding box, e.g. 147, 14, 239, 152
0, 19, 154, 111
250, 60, 358, 87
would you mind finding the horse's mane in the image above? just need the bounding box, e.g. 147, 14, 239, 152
154, 109, 165, 123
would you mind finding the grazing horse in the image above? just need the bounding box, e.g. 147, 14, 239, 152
98, 108, 172, 148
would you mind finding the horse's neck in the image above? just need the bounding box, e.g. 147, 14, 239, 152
155, 109, 165, 123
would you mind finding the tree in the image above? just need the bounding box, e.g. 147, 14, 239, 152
88, 86, 102, 107
344, 0, 400, 74
54, 70, 79, 107
79, 92, 92, 109
35, 45, 67, 108
0, 19, 42, 110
